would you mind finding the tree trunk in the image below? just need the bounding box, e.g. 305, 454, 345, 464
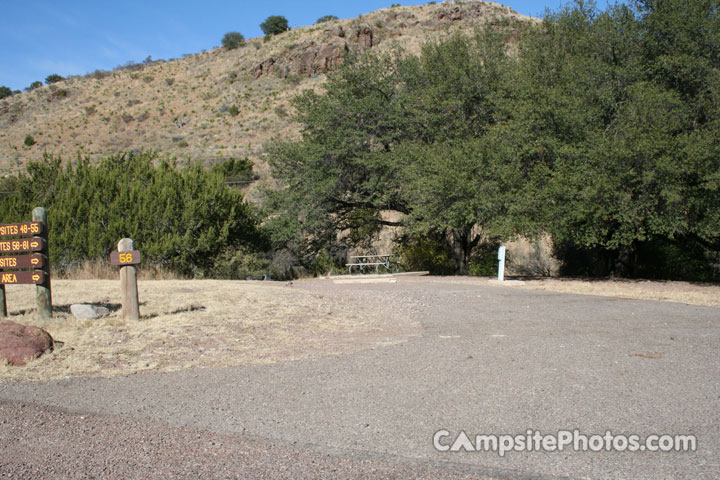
452, 240, 469, 275
615, 243, 637, 277
448, 226, 478, 275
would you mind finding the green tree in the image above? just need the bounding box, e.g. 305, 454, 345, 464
264, 48, 410, 262
23, 135, 35, 147
509, 0, 720, 275
265, 31, 522, 273
392, 30, 525, 272
635, 0, 720, 254
221, 31, 246, 49
45, 74, 64, 84
0, 86, 12, 99
260, 15, 290, 35
398, 137, 525, 273
266, 0, 720, 278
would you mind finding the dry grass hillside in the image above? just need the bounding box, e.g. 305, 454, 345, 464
0, 1, 536, 186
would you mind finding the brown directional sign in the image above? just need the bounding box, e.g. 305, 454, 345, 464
0, 270, 45, 285
0, 238, 44, 253
110, 250, 142, 266
0, 254, 45, 270
0, 222, 43, 237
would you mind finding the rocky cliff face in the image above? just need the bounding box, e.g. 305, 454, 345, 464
0, 1, 536, 174
252, 1, 528, 80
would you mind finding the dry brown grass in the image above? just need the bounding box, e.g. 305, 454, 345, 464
0, 279, 419, 381
53, 259, 180, 281
520, 278, 720, 307
420, 275, 720, 307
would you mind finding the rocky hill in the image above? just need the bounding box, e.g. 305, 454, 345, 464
0, 1, 536, 182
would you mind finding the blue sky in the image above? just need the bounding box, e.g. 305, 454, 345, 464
0, 0, 611, 91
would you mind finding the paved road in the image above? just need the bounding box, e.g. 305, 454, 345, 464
2, 278, 719, 479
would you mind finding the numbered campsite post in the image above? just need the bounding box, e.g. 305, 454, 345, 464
32, 207, 52, 318
118, 238, 140, 321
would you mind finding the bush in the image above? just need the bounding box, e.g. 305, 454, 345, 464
315, 15, 338, 24
228, 105, 239, 116
468, 243, 501, 277
51, 88, 68, 98
23, 135, 35, 147
211, 157, 254, 181
260, 15, 290, 36
0, 152, 266, 277
634, 237, 720, 282
210, 247, 271, 279
313, 249, 337, 276
0, 86, 12, 99
221, 31, 246, 49
45, 74, 64, 85
25, 81, 42, 92
91, 69, 110, 80
396, 234, 455, 275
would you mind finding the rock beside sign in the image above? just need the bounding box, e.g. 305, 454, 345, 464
70, 304, 110, 320
0, 320, 54, 366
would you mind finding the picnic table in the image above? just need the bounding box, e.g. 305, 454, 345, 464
346, 254, 395, 274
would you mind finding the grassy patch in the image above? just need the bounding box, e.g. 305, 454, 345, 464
0, 279, 417, 381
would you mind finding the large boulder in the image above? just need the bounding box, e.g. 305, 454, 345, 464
0, 320, 54, 366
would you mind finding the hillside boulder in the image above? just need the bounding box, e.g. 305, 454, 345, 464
70, 304, 110, 320
0, 320, 54, 366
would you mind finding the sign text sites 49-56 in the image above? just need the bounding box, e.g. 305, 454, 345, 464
0, 238, 44, 253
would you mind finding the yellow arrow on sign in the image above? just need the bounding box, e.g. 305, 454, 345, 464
32, 274, 40, 281
30, 241, 39, 248
31, 258, 39, 265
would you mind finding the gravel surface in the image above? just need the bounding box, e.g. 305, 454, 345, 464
2, 277, 719, 479
0, 402, 496, 479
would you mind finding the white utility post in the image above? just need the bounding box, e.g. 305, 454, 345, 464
497, 245, 506, 282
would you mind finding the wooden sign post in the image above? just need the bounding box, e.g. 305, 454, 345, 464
0, 208, 51, 318
33, 207, 52, 318
112, 238, 141, 321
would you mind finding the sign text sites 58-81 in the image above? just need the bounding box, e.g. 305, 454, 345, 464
0, 238, 44, 253
0, 222, 43, 237
0, 270, 45, 285
0, 254, 45, 270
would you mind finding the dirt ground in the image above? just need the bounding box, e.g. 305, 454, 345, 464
1, 276, 717, 382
